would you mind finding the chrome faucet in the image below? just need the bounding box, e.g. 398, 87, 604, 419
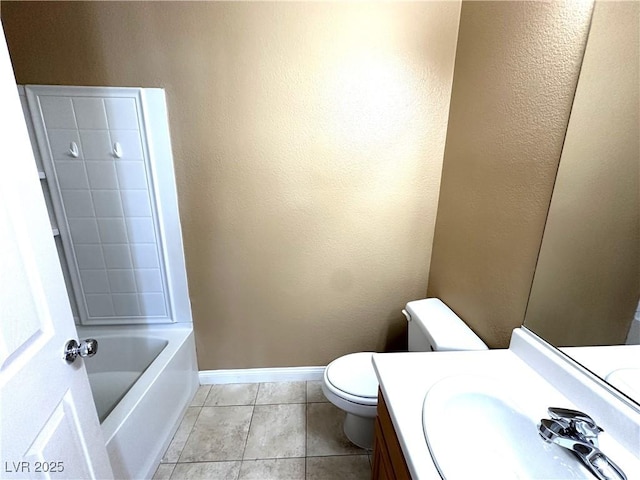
538, 407, 626, 480
548, 407, 604, 446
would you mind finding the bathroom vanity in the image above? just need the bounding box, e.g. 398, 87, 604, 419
371, 328, 640, 479
372, 391, 411, 480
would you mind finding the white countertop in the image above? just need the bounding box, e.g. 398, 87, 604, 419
372, 341, 640, 479
561, 344, 640, 402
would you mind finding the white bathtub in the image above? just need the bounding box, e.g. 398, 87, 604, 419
77, 324, 199, 480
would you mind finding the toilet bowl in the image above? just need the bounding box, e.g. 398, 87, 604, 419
321, 298, 488, 450
321, 352, 378, 449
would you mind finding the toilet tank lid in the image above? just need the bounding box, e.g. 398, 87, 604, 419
406, 298, 488, 351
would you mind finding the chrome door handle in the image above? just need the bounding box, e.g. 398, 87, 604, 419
64, 338, 98, 363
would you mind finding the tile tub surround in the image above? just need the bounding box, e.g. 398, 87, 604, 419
24, 86, 191, 326
156, 381, 372, 479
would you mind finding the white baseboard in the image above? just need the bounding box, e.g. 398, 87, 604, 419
199, 366, 326, 384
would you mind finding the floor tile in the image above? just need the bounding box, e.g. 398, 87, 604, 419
190, 385, 211, 406
306, 455, 371, 480
161, 406, 201, 463
170, 461, 241, 479
306, 381, 328, 403
179, 406, 253, 462
238, 458, 305, 479
306, 403, 365, 456
243, 404, 306, 459
152, 463, 175, 480
256, 382, 306, 404
204, 383, 259, 406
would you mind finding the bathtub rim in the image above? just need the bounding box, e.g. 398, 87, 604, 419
76, 323, 195, 444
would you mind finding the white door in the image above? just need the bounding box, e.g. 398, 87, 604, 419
0, 24, 113, 480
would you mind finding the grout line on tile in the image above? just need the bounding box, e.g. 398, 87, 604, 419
171, 459, 246, 465
174, 406, 203, 464
234, 456, 241, 479
162, 405, 202, 464
305, 382, 308, 477
240, 405, 256, 461
155, 462, 175, 480
251, 383, 259, 405
199, 385, 213, 407
305, 452, 368, 458
304, 402, 308, 479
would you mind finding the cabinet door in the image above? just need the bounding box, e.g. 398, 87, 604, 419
373, 418, 395, 480
375, 391, 413, 480
25, 86, 172, 325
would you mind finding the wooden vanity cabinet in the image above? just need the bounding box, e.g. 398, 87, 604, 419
372, 389, 412, 480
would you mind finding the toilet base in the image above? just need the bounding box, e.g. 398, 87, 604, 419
343, 412, 374, 449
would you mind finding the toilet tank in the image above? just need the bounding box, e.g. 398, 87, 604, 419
403, 298, 488, 352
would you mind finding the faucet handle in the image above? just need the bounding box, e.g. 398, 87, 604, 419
548, 407, 602, 429
539, 419, 627, 480
548, 407, 603, 445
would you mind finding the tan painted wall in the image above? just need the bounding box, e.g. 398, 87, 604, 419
524, 1, 640, 347
427, 1, 594, 348
1, 1, 461, 368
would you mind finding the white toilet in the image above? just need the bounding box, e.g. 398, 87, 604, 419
321, 298, 488, 449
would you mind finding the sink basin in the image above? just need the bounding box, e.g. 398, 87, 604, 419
605, 368, 640, 401
422, 375, 591, 479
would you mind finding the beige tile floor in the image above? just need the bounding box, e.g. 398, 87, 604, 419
153, 381, 372, 480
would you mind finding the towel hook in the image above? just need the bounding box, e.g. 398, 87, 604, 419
113, 142, 123, 159
68, 142, 79, 158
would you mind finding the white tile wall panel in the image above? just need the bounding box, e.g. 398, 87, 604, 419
108, 270, 137, 293
110, 130, 144, 160
19, 89, 45, 171
102, 244, 133, 269
68, 218, 100, 244
79, 270, 110, 294
113, 294, 141, 316
104, 97, 139, 130
116, 161, 147, 189
47, 130, 83, 160
86, 162, 119, 189
79, 130, 112, 159
54, 236, 80, 320
86, 294, 115, 317
61, 190, 95, 218
97, 218, 128, 244
72, 98, 108, 129
25, 86, 185, 325
130, 244, 160, 269
21, 87, 84, 323
54, 161, 89, 189
120, 190, 152, 217
39, 96, 77, 129
92, 190, 124, 217
40, 182, 58, 229
126, 217, 156, 243
75, 245, 106, 269
138, 293, 167, 316
134, 269, 163, 292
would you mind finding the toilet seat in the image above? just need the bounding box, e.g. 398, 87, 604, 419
324, 352, 378, 406
321, 352, 379, 449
